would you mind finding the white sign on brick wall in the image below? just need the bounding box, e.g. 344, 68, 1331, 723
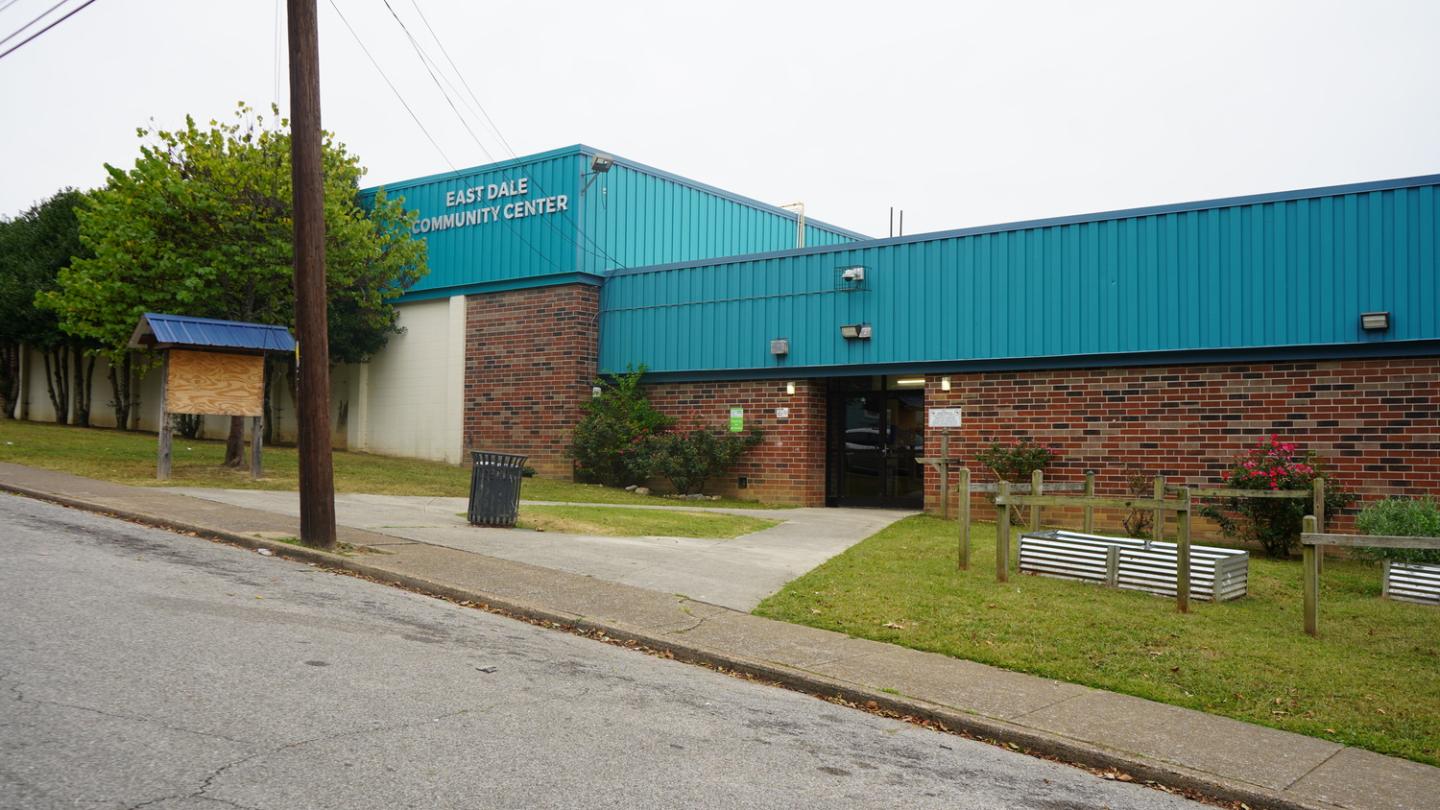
927, 407, 963, 428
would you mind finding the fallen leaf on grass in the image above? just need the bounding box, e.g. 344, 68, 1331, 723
882, 621, 907, 630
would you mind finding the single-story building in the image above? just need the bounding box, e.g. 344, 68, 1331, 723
11, 145, 1438, 517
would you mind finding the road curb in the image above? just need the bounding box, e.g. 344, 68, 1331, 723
1, 481, 1337, 810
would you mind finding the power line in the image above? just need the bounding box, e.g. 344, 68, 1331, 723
0, 0, 96, 61
0, 0, 29, 17
391, 0, 627, 270
0, 0, 78, 50
324, 0, 564, 275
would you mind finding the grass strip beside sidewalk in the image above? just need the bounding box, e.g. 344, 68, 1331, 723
755, 514, 1440, 766
0, 420, 784, 508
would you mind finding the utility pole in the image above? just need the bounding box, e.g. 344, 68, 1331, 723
287, 0, 337, 549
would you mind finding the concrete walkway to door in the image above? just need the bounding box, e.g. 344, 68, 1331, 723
168, 488, 914, 610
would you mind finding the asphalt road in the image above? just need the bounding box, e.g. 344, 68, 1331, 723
0, 494, 1204, 809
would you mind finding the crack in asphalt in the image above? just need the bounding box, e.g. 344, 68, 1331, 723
122, 709, 475, 810
8, 679, 253, 746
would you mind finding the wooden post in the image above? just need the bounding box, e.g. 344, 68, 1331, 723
1104, 545, 1119, 587
1029, 469, 1043, 532
249, 414, 263, 480
289, 0, 337, 550
1082, 471, 1095, 533
1151, 475, 1166, 546
1302, 514, 1319, 636
156, 352, 172, 481
1176, 486, 1192, 614
939, 433, 950, 520
1313, 478, 1326, 575
957, 466, 971, 570
1381, 559, 1391, 600
996, 480, 1010, 582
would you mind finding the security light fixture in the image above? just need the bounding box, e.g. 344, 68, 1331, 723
1360, 311, 1390, 331
785, 381, 796, 395
770, 338, 790, 357
839, 265, 866, 283
839, 323, 872, 340
940, 376, 951, 392
590, 154, 614, 173
591, 386, 603, 399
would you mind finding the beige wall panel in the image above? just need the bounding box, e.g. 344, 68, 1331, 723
165, 350, 264, 416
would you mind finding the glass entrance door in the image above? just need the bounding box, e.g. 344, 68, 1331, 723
828, 381, 925, 508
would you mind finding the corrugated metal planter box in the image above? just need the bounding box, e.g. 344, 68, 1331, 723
1382, 561, 1440, 605
1019, 530, 1249, 602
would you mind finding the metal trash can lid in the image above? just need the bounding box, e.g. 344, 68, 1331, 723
470, 450, 528, 467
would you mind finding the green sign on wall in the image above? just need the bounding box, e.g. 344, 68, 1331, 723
728, 407, 744, 432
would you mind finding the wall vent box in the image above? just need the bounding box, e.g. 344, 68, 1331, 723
770, 338, 790, 356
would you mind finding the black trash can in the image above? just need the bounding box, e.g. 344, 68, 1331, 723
467, 451, 528, 527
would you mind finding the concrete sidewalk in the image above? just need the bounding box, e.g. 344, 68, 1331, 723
1, 462, 1435, 810
165, 488, 912, 610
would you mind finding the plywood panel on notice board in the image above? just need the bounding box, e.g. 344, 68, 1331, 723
165, 349, 264, 416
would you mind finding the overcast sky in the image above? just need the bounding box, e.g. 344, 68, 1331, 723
2, 0, 1438, 236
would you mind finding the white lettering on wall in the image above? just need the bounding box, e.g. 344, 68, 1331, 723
419, 176, 567, 235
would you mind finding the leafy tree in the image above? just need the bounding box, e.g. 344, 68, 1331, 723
0, 189, 98, 425
40, 104, 426, 463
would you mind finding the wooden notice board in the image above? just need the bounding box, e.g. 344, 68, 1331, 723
164, 349, 264, 416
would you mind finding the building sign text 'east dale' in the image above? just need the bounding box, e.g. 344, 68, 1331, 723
412, 177, 569, 235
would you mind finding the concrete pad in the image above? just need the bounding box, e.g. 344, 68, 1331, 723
1019, 690, 1344, 791
169, 488, 916, 609
1285, 745, 1440, 810
812, 645, 1092, 720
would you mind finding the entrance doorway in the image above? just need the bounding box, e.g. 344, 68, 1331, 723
826, 377, 925, 508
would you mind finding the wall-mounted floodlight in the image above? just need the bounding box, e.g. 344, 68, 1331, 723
940, 376, 952, 392
785, 381, 796, 396
839, 323, 872, 340
591, 154, 614, 173
591, 386, 603, 399
1360, 311, 1390, 331
770, 338, 790, 357
839, 265, 865, 283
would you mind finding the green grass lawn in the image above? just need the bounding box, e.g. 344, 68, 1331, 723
517, 505, 777, 538
755, 515, 1440, 766
0, 420, 785, 508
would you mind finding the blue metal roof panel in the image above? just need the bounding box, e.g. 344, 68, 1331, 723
143, 313, 296, 352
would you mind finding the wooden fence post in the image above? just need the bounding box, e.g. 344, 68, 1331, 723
939, 433, 950, 520
1302, 514, 1319, 636
1176, 487, 1192, 614
1151, 475, 1165, 545
157, 352, 172, 481
1030, 469, 1043, 532
996, 481, 1010, 583
1313, 477, 1326, 575
957, 466, 971, 570
1082, 471, 1095, 533
249, 414, 263, 480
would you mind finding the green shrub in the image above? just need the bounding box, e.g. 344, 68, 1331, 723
1198, 435, 1352, 558
568, 368, 672, 487
1355, 498, 1440, 565
975, 439, 1055, 483
637, 429, 763, 495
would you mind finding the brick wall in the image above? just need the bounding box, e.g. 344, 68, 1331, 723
463, 284, 599, 477
643, 379, 827, 505
923, 357, 1440, 533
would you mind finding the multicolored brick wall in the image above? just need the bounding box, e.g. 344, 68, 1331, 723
643, 379, 827, 505
463, 284, 599, 477
922, 356, 1440, 533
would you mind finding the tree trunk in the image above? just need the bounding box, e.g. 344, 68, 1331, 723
72, 348, 95, 428
223, 415, 246, 467
108, 352, 134, 430
262, 357, 275, 445
43, 345, 70, 425
0, 341, 19, 419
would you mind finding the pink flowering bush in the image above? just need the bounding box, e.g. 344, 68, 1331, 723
1199, 436, 1351, 558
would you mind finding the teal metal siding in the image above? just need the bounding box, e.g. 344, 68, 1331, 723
599, 176, 1440, 377
361, 145, 865, 300
361, 147, 585, 298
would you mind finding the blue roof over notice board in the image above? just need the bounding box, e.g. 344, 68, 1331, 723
128, 313, 296, 353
